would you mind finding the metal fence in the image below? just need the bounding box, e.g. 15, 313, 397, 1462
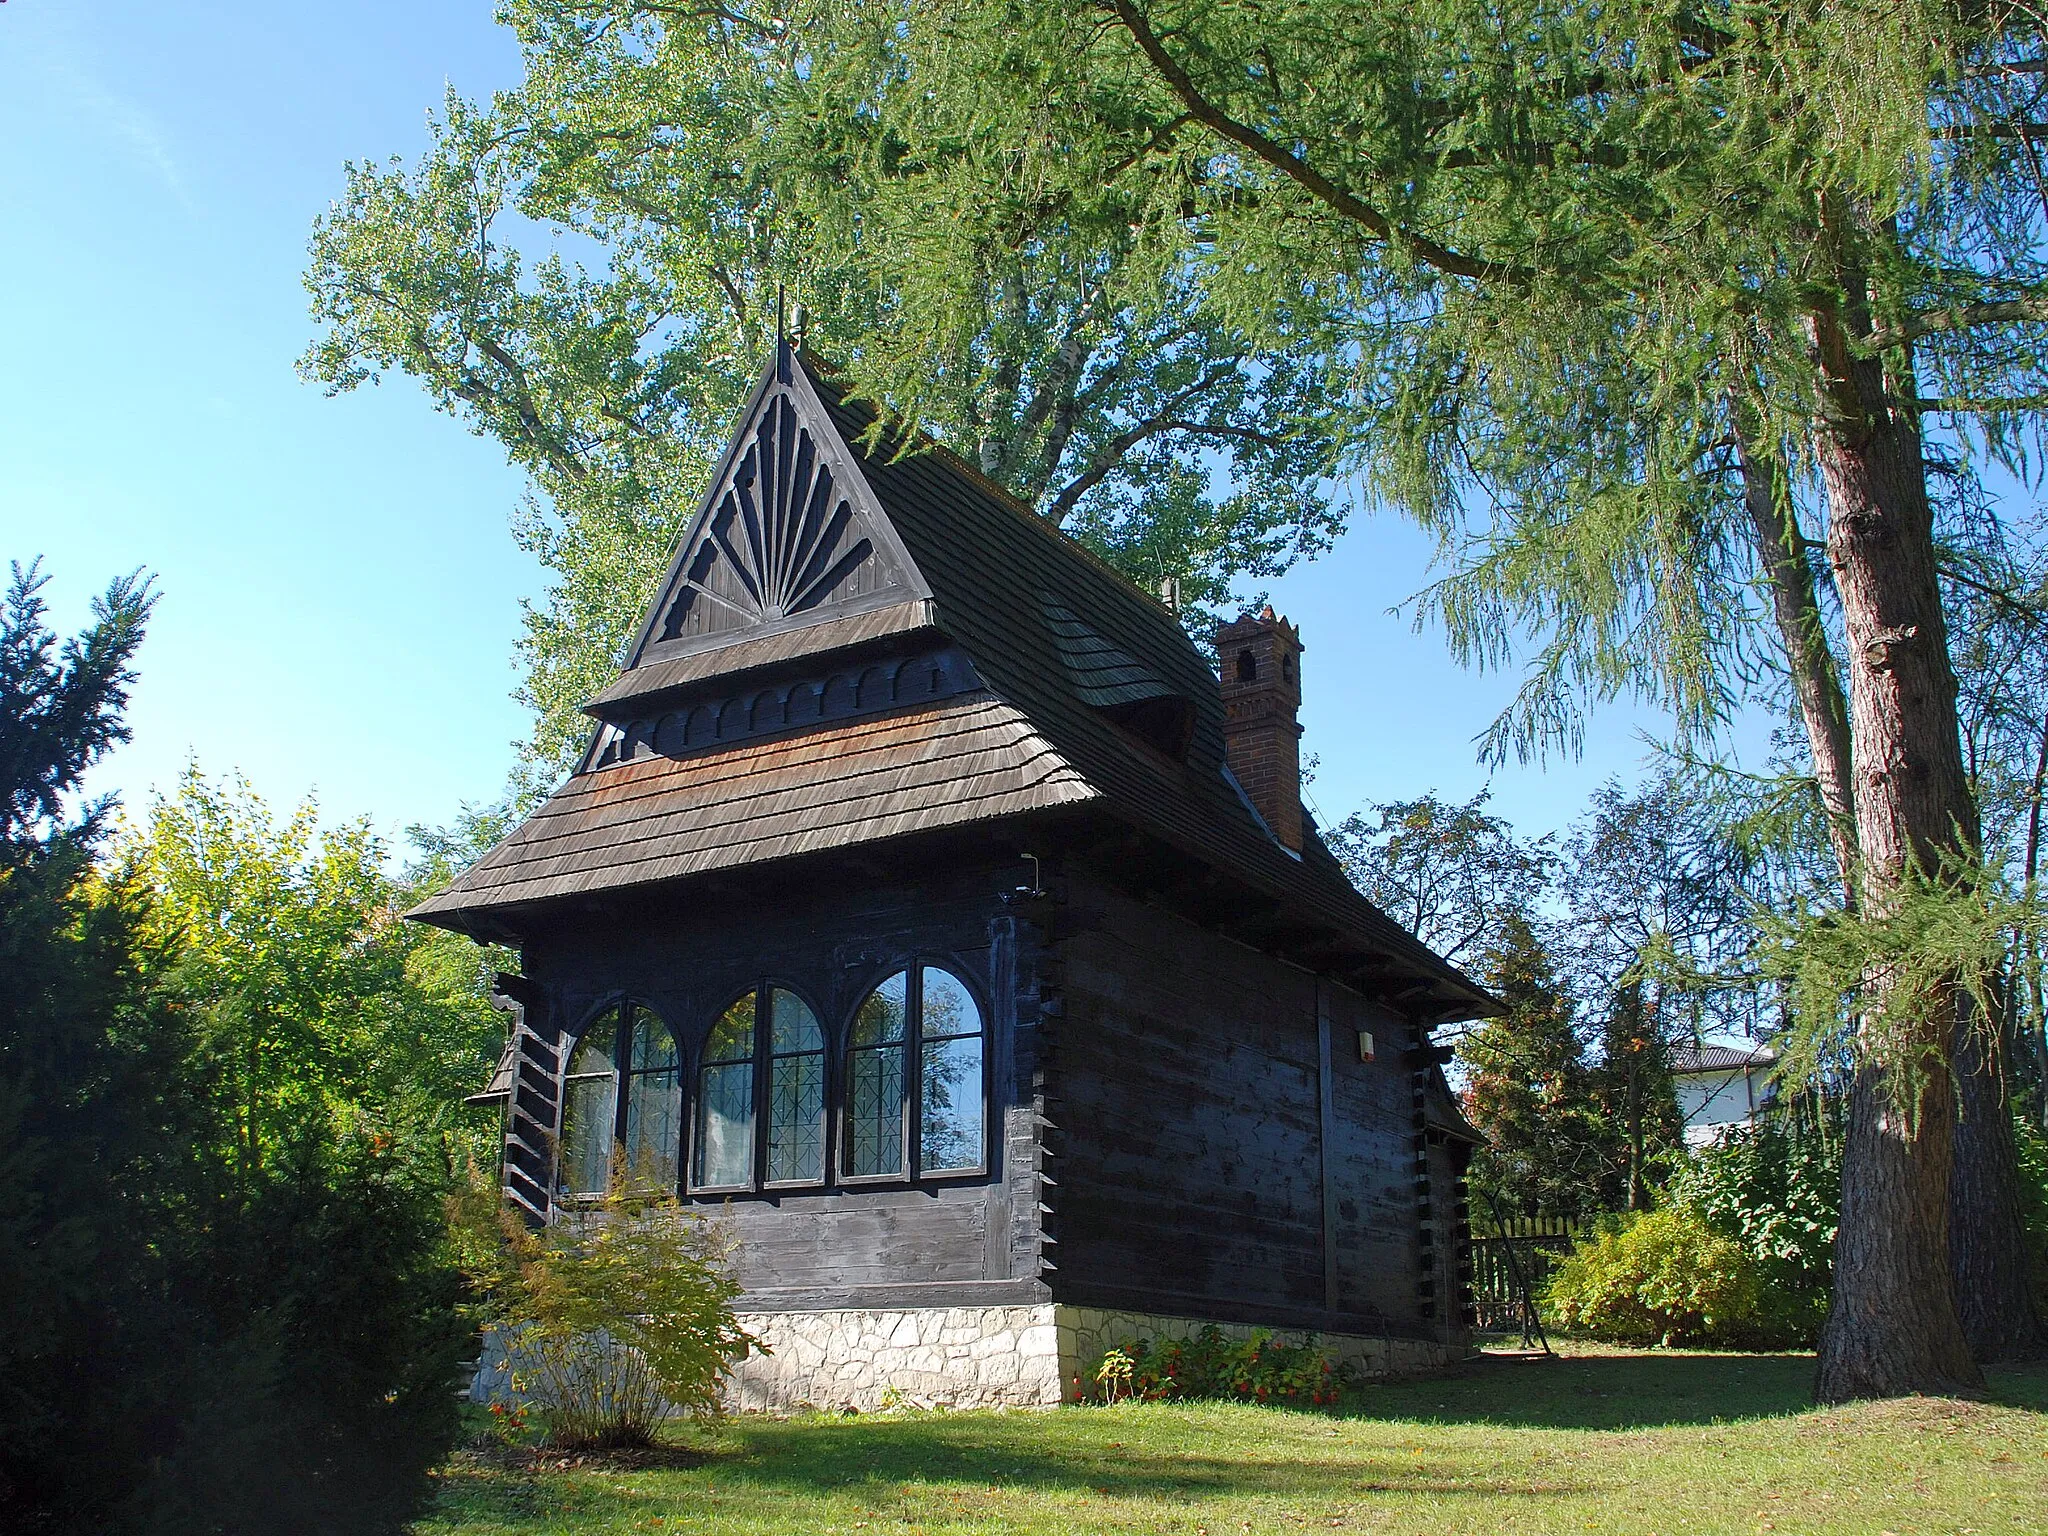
1467, 1213, 1591, 1334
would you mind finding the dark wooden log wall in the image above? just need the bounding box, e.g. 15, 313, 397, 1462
517, 855, 1053, 1312
503, 841, 1457, 1341
1044, 873, 1446, 1341
1323, 984, 1439, 1334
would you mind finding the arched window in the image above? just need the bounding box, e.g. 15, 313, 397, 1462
694, 995, 758, 1190
844, 966, 985, 1181
691, 985, 828, 1191
918, 969, 985, 1174
558, 1029, 617, 1198
558, 1000, 679, 1197
623, 1010, 682, 1188
766, 989, 826, 1184
846, 972, 909, 1178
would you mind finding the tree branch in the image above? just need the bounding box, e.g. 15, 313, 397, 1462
1865, 297, 2048, 350
1100, 0, 1523, 284
468, 334, 587, 482
1911, 392, 2048, 414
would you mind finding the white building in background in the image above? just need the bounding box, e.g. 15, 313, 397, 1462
1671, 1040, 1778, 1145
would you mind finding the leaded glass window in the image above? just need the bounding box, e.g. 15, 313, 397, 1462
622, 1012, 682, 1189
558, 1024, 617, 1198
844, 966, 985, 1181
766, 989, 826, 1184
919, 968, 985, 1173
558, 1001, 679, 1199
846, 971, 908, 1178
694, 995, 758, 1188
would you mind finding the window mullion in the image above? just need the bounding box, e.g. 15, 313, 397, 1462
753, 984, 770, 1191
612, 1001, 633, 1152
905, 966, 921, 1181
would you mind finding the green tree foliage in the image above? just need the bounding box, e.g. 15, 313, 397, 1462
0, 562, 182, 1523
1457, 913, 1619, 1220
721, 0, 2048, 1395
130, 767, 505, 1183
1667, 1112, 1844, 1342
0, 563, 491, 1532
302, 0, 1348, 772
1557, 779, 1763, 1209
1586, 983, 1686, 1213
1329, 790, 1553, 974
455, 1175, 758, 1448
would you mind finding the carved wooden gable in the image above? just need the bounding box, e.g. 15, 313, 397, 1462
626, 349, 927, 668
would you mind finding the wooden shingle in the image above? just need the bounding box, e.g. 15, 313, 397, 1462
411, 346, 1493, 1018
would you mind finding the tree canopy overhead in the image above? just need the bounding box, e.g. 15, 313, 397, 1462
302, 0, 1354, 769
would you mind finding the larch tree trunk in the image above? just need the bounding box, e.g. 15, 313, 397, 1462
2025, 712, 2048, 1128
1734, 386, 2036, 1365
1807, 276, 1987, 1401
1950, 1000, 2042, 1358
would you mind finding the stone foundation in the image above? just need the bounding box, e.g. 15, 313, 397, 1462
725, 1303, 1460, 1412
729, 1305, 1064, 1411
476, 1304, 1462, 1413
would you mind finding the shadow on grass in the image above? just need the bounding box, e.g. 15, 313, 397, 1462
426, 1420, 1596, 1528
722, 1416, 1595, 1504
1357, 1349, 1819, 1430
1357, 1349, 2048, 1431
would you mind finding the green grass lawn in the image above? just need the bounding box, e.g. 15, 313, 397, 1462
416, 1346, 2048, 1535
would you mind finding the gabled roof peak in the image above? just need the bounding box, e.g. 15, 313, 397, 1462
614, 345, 930, 693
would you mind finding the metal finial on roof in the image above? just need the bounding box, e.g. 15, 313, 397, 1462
775, 285, 792, 382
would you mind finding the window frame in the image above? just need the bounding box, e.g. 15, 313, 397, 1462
836, 960, 991, 1188
761, 983, 832, 1192
555, 996, 680, 1203
686, 980, 833, 1197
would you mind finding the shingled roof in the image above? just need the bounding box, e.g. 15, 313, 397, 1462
410, 346, 1494, 1020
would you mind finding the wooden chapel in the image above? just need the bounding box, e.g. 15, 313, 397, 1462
417, 342, 1495, 1408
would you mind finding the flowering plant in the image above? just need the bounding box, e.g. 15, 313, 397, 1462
1083, 1326, 1345, 1409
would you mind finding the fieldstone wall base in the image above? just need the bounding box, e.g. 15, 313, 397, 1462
725, 1303, 1459, 1411
729, 1305, 1063, 1411
475, 1305, 1462, 1413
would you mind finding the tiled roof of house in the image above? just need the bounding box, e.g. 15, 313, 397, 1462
1670, 1040, 1778, 1074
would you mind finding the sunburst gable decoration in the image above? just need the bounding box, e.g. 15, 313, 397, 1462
634, 350, 924, 662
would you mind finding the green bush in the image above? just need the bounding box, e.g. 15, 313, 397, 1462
2017, 1116, 2048, 1318
1085, 1325, 1343, 1409
1543, 1205, 1800, 1348
456, 1175, 761, 1448
1664, 1117, 1838, 1342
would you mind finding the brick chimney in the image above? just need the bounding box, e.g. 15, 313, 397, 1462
1217, 606, 1304, 852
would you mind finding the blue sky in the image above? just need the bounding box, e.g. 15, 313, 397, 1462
0, 0, 1772, 857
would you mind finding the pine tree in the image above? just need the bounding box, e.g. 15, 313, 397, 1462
1459, 914, 1616, 1220
1588, 982, 1686, 1214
